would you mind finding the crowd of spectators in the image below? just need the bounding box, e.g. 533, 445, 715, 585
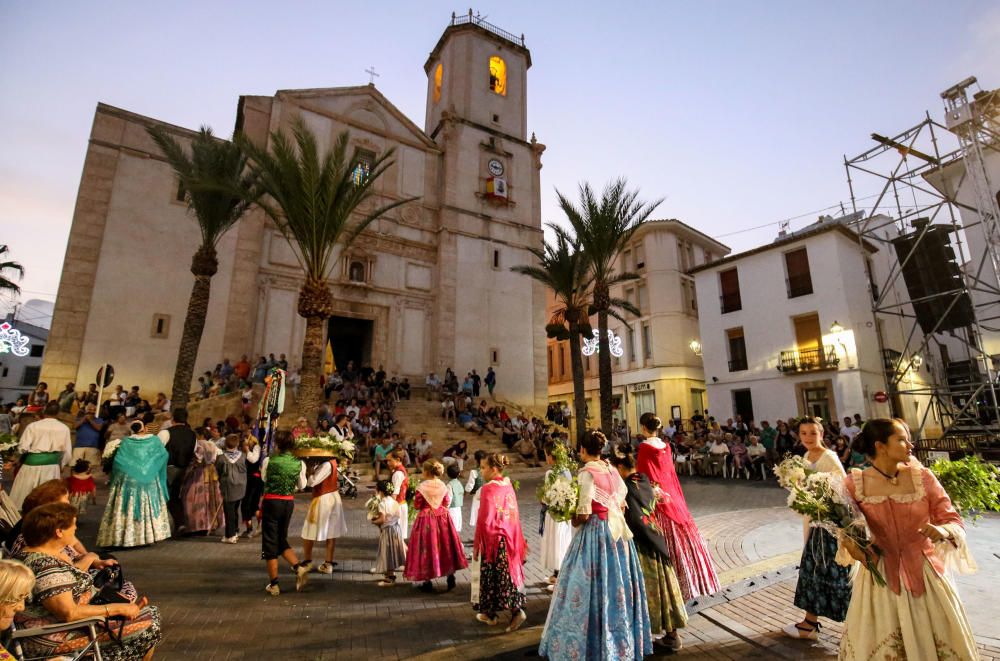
639, 411, 868, 480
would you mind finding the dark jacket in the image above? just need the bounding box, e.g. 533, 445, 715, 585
165, 425, 196, 469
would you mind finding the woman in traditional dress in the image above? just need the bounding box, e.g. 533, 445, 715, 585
300, 456, 348, 574
610, 445, 688, 653
635, 412, 720, 601
538, 441, 572, 592
179, 429, 223, 534
539, 430, 652, 660
97, 420, 171, 548
783, 416, 853, 640
473, 453, 528, 632
404, 459, 468, 592
17, 503, 162, 660
839, 419, 978, 660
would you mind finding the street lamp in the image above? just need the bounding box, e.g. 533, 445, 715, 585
829, 320, 844, 334
689, 339, 702, 357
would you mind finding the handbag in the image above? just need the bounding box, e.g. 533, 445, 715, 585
91, 565, 130, 605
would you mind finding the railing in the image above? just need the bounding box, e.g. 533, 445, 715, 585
720, 292, 742, 313
778, 345, 839, 372
728, 357, 748, 372
451, 11, 526, 47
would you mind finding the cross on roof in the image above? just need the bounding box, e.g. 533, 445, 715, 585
365, 66, 380, 84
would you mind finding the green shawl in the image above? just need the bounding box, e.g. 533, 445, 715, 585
112, 435, 169, 521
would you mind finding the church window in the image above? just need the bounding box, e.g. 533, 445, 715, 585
492, 249, 500, 270
433, 63, 443, 104
492, 114, 500, 123
349, 261, 366, 282
174, 180, 187, 204
151, 314, 170, 339
350, 149, 375, 187
489, 56, 507, 96
491, 348, 499, 365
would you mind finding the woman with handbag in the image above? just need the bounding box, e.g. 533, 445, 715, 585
16, 502, 162, 660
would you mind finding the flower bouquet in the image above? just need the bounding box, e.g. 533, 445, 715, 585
293, 434, 356, 462
773, 455, 886, 586
405, 474, 420, 524
365, 494, 382, 523
102, 438, 122, 473
536, 443, 579, 522
0, 433, 19, 463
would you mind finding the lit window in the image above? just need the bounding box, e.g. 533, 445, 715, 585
433, 63, 443, 104
350, 149, 375, 186
489, 56, 507, 96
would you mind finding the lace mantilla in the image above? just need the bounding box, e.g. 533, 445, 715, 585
850, 465, 925, 504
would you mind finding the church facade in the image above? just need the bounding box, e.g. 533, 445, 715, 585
40, 16, 549, 407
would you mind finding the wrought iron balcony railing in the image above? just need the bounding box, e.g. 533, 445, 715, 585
778, 345, 839, 372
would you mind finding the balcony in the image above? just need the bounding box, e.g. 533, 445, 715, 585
778, 345, 840, 373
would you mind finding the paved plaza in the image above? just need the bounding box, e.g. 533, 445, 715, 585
53, 469, 999, 660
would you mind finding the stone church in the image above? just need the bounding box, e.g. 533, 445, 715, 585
41, 15, 549, 407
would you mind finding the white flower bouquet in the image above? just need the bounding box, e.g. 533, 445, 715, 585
0, 433, 19, 462
102, 438, 122, 472
293, 434, 356, 462
540, 474, 579, 522
773, 456, 886, 586
365, 495, 381, 523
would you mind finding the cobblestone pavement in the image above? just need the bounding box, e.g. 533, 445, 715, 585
62, 472, 1000, 660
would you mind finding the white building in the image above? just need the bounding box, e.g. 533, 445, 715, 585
691, 218, 939, 434
0, 315, 48, 405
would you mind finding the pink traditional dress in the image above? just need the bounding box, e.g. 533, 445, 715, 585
637, 437, 720, 600
473, 476, 527, 618
840, 463, 979, 660
403, 478, 468, 582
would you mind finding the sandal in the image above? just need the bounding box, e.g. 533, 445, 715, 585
781, 620, 819, 640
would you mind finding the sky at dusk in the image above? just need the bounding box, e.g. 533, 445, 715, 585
1, 1, 998, 322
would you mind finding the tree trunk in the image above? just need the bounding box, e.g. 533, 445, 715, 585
298, 315, 326, 419
567, 324, 587, 447
170, 246, 218, 410
597, 309, 613, 436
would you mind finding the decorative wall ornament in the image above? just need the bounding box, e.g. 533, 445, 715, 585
581, 329, 624, 358
0, 322, 30, 356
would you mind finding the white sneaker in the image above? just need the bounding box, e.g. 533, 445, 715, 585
317, 562, 334, 574
506, 609, 527, 633
265, 582, 280, 596
369, 567, 380, 574
223, 535, 238, 544
295, 565, 310, 592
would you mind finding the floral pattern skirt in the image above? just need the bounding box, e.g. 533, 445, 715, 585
539, 515, 652, 661
403, 507, 468, 582
17, 604, 162, 661
838, 559, 978, 660
636, 541, 688, 635
97, 485, 171, 549
794, 527, 852, 622
478, 540, 526, 617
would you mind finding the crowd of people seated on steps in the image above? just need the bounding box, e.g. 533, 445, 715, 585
643, 411, 870, 480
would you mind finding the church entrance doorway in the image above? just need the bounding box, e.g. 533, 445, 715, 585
327, 316, 373, 372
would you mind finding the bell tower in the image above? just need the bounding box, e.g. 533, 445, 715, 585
423, 13, 548, 408
424, 10, 530, 141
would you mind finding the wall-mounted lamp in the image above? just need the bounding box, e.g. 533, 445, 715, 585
689, 340, 702, 357
911, 354, 923, 369
829, 320, 845, 334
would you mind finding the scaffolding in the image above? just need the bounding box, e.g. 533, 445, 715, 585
843, 76, 1000, 453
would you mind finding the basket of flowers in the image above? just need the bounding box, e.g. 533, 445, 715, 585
292, 434, 356, 461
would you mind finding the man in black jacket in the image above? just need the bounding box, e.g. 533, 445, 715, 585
163, 407, 196, 532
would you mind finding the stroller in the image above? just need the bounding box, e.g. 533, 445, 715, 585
339, 467, 359, 499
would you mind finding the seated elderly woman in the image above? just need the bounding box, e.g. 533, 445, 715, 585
15, 503, 161, 660
0, 558, 35, 658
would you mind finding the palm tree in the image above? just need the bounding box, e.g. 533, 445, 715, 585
0, 245, 24, 295
511, 225, 594, 445
558, 179, 661, 436
241, 119, 417, 417
147, 126, 260, 409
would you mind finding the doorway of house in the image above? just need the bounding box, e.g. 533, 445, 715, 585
732, 389, 755, 423
803, 387, 832, 421
327, 316, 373, 372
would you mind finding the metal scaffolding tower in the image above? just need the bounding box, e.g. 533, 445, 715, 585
843, 77, 1000, 451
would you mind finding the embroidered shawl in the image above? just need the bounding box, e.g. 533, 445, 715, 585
112, 434, 168, 520
416, 478, 449, 510
474, 477, 527, 587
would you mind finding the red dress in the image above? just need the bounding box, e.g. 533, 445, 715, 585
637, 439, 720, 600
403, 480, 468, 582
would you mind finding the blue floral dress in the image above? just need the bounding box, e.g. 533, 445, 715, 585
539, 461, 652, 660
